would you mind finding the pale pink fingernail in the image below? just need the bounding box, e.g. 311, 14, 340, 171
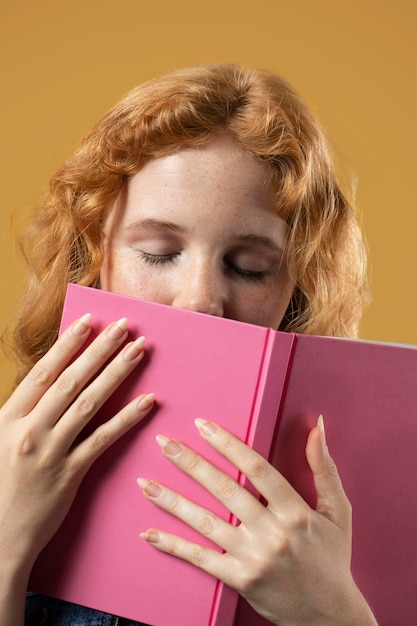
317, 414, 329, 456
156, 434, 182, 456
71, 313, 92, 336
139, 529, 160, 544
136, 393, 156, 411
106, 317, 128, 340
122, 336, 146, 361
194, 418, 216, 436
137, 477, 162, 498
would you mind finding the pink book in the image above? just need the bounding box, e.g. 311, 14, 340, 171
30, 284, 417, 626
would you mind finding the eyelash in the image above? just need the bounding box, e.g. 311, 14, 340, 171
229, 265, 265, 282
139, 252, 178, 265
138, 252, 266, 282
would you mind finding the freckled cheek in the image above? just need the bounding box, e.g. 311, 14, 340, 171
231, 290, 277, 328
247, 285, 294, 329
253, 303, 285, 329
101, 251, 141, 296
110, 266, 174, 307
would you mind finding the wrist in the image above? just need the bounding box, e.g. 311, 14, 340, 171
0, 560, 32, 626
329, 585, 378, 626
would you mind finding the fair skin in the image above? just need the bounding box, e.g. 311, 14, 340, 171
0, 138, 376, 625
100, 137, 294, 328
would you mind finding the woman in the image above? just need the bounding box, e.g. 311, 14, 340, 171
0, 64, 376, 625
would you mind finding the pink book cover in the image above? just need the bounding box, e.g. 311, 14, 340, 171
29, 284, 295, 626
30, 284, 417, 626
236, 333, 417, 626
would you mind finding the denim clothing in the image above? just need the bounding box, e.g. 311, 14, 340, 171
25, 593, 148, 626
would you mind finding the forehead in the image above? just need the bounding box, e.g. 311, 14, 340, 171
127, 137, 275, 206
102, 136, 289, 245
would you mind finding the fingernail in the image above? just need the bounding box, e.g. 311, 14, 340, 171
137, 393, 155, 411
156, 434, 182, 456
139, 529, 160, 544
106, 317, 128, 340
137, 477, 162, 498
317, 414, 329, 456
194, 418, 216, 436
71, 313, 92, 336
122, 336, 146, 361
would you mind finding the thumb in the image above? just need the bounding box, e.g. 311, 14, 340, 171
305, 416, 352, 531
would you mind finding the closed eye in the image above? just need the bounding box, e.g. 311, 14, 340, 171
138, 251, 179, 265
225, 262, 266, 282
139, 251, 268, 281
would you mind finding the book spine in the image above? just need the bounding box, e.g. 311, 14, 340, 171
246, 330, 296, 466
212, 330, 296, 626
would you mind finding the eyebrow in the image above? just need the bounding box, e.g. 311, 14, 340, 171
235, 233, 285, 253
125, 219, 284, 253
126, 218, 188, 234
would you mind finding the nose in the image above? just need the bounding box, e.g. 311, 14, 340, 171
172, 261, 225, 317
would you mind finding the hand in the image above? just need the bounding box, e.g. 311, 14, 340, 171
0, 314, 155, 579
138, 419, 377, 626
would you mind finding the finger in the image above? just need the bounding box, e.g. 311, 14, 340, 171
70, 392, 156, 472
31, 317, 130, 426
2, 313, 93, 418
305, 416, 351, 530
154, 434, 266, 526
193, 420, 305, 510
137, 477, 237, 551
53, 335, 146, 447
139, 528, 238, 586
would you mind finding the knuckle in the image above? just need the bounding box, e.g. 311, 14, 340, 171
38, 449, 58, 472
246, 456, 269, 480
183, 453, 202, 474
15, 427, 57, 472
89, 339, 112, 362
221, 433, 235, 450
28, 362, 52, 388
216, 475, 239, 500
195, 512, 217, 537
270, 534, 292, 561
278, 536, 293, 560
237, 539, 291, 594
290, 509, 311, 534
56, 372, 79, 396
113, 409, 133, 431
257, 530, 295, 560
75, 393, 97, 418
189, 545, 207, 568
57, 335, 77, 356
103, 360, 124, 383
90, 426, 113, 452
16, 426, 37, 456
235, 559, 266, 594
165, 535, 180, 557
236, 571, 257, 595
165, 491, 181, 515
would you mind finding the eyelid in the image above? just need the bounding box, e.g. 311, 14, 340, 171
138, 251, 179, 265
225, 247, 282, 271
229, 264, 266, 281
129, 234, 183, 256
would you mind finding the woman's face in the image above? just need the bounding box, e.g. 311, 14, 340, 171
101, 137, 294, 329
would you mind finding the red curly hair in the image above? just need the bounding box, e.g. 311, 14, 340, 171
7, 64, 369, 383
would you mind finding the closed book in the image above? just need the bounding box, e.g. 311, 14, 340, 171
30, 284, 417, 626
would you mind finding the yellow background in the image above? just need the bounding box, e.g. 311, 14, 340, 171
1, 0, 416, 397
